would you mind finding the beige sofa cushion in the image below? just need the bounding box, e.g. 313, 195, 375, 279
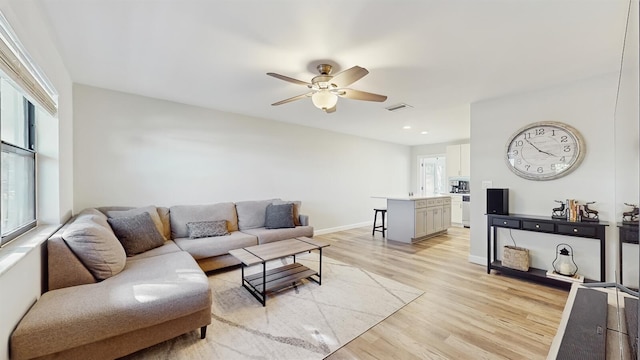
170, 203, 238, 238
174, 231, 257, 259
10, 251, 211, 360
62, 209, 126, 281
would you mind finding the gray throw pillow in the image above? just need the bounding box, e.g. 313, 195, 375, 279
106, 205, 167, 240
107, 212, 165, 256
272, 200, 302, 226
264, 203, 295, 229
186, 220, 229, 239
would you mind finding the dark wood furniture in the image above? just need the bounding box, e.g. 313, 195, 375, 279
487, 213, 607, 289
618, 223, 639, 285
229, 237, 329, 306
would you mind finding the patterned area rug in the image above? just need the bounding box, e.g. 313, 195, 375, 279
123, 253, 423, 359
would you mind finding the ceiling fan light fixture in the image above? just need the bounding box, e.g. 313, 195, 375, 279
311, 91, 338, 110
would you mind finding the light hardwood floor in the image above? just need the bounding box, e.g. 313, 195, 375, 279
316, 226, 569, 360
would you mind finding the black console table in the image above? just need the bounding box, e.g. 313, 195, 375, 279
487, 214, 607, 289
618, 223, 639, 285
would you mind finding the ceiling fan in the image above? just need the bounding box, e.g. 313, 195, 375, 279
267, 64, 387, 113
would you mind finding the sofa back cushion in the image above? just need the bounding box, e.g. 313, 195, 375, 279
170, 203, 238, 239
235, 199, 278, 230
61, 209, 126, 281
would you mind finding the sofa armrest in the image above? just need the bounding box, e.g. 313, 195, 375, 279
298, 214, 309, 226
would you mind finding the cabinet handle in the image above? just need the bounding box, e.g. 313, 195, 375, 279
573, 228, 578, 233
535, 224, 540, 228
503, 221, 507, 225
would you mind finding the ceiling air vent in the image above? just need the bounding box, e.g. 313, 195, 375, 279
385, 103, 413, 112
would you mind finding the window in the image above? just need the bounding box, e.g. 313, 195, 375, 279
418, 155, 447, 195
1, 77, 36, 245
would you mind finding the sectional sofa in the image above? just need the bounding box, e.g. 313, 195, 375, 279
10, 199, 313, 360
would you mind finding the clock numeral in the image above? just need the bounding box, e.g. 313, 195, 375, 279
524, 132, 531, 139
525, 165, 530, 171
561, 135, 568, 143
512, 149, 519, 156
537, 167, 543, 173
551, 129, 556, 136
560, 156, 566, 162
514, 140, 523, 147
563, 145, 571, 152
535, 128, 545, 136
517, 159, 522, 165
551, 164, 556, 170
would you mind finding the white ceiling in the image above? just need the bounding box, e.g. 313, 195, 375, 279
36, 0, 628, 146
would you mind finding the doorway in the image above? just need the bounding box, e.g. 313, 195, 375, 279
418, 155, 446, 195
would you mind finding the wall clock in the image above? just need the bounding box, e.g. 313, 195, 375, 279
505, 121, 585, 181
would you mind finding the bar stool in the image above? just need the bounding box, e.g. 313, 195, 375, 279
372, 208, 387, 237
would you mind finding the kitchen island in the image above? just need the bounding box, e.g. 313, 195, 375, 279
377, 195, 451, 243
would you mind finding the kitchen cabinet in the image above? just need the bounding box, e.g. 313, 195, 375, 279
415, 207, 428, 238
442, 203, 451, 229
386, 196, 451, 243
446, 143, 470, 178
450, 195, 463, 224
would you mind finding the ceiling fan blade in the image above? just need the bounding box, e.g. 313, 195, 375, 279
271, 92, 312, 106
324, 105, 336, 113
338, 89, 387, 102
267, 72, 311, 86
330, 66, 369, 88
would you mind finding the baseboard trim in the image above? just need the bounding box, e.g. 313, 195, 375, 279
468, 254, 486, 266
315, 221, 372, 236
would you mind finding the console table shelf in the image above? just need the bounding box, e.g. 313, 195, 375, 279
487, 214, 607, 289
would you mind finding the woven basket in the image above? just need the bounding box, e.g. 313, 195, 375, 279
502, 246, 530, 271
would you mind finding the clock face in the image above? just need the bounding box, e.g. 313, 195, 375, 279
505, 121, 585, 180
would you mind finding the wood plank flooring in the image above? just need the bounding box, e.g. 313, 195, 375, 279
316, 226, 568, 360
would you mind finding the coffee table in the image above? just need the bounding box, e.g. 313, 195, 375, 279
228, 237, 329, 306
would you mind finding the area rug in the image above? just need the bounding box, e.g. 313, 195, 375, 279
122, 253, 423, 359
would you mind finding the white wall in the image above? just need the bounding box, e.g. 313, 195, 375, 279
0, 1, 73, 359
73, 84, 410, 232
469, 74, 620, 281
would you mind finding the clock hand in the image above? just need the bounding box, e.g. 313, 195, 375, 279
525, 139, 557, 157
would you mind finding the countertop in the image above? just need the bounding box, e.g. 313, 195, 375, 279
372, 194, 451, 201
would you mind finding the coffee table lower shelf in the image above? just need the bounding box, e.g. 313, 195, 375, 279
242, 263, 319, 305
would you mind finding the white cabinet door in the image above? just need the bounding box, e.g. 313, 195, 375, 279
415, 208, 428, 238
446, 145, 461, 178
460, 143, 470, 177
433, 207, 443, 232
446, 143, 471, 178
442, 205, 451, 229
451, 197, 462, 223
426, 207, 443, 234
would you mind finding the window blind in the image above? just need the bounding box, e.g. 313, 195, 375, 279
0, 11, 57, 116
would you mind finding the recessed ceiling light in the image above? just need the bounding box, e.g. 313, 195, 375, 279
402, 125, 411, 130
421, 131, 429, 135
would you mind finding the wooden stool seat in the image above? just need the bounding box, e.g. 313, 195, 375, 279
373, 208, 387, 237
